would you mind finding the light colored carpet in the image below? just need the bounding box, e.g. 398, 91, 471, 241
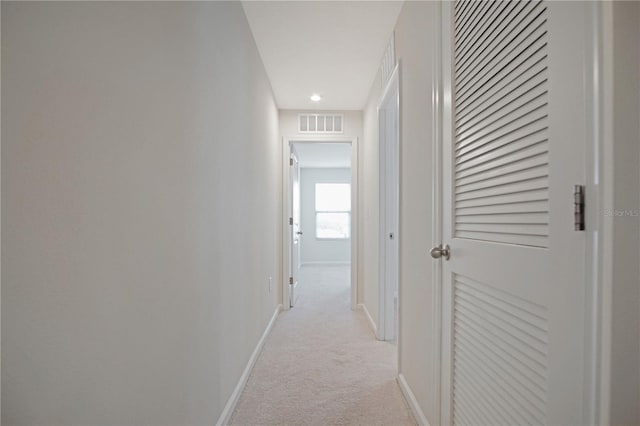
229, 265, 416, 426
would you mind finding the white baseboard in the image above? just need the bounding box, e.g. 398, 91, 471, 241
358, 303, 377, 337
216, 304, 282, 426
397, 373, 430, 426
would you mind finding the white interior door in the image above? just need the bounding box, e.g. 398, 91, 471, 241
439, 1, 590, 424
379, 69, 399, 342
289, 148, 301, 308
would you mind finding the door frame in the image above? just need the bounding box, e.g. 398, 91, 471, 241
377, 64, 400, 342
433, 2, 613, 425
430, 3, 444, 423
288, 146, 301, 308
282, 136, 359, 311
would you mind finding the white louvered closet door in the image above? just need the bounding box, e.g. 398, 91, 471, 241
440, 1, 590, 425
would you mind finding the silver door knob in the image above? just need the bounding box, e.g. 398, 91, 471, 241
296, 231, 303, 235
430, 244, 451, 260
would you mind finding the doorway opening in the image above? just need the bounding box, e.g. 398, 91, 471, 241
282, 137, 358, 311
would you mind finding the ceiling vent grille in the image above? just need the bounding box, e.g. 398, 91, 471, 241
299, 114, 344, 134
380, 32, 396, 88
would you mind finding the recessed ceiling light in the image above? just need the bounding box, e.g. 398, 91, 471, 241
310, 94, 322, 102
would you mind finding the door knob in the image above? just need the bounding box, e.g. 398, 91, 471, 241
430, 244, 451, 260
296, 231, 303, 235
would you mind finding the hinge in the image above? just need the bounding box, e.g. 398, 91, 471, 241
574, 185, 585, 231
290, 158, 293, 166
289, 276, 294, 285
289, 217, 293, 225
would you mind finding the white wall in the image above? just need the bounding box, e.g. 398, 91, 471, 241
300, 168, 351, 264
609, 2, 640, 424
1, 3, 281, 425
394, 4, 440, 422
362, 2, 438, 423
280, 110, 364, 300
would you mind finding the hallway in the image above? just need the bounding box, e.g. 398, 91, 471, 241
3, 2, 639, 425
230, 265, 416, 425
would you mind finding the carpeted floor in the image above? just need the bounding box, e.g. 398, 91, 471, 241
229, 265, 416, 426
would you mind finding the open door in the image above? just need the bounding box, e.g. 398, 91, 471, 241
437, 1, 593, 424
378, 66, 400, 342
288, 146, 301, 308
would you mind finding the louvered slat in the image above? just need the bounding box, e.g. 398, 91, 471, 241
454, 0, 478, 28
456, 165, 547, 195
456, 231, 547, 247
455, 313, 547, 390
457, 223, 548, 237
456, 200, 547, 216
456, 24, 547, 113
456, 107, 547, 158
455, 0, 485, 40
456, 291, 548, 347
456, 138, 547, 180
454, 368, 522, 425
454, 0, 549, 249
456, 56, 547, 131
457, 212, 547, 226
455, 350, 544, 423
455, 1, 496, 53
456, 176, 548, 202
452, 275, 549, 425
457, 90, 547, 148
456, 125, 547, 169
456, 4, 546, 99
456, 188, 547, 209
455, 2, 514, 71
456, 71, 547, 139
456, 1, 537, 87
456, 1, 545, 92
457, 152, 548, 188
455, 322, 548, 400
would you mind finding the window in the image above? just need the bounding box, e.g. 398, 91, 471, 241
315, 183, 350, 239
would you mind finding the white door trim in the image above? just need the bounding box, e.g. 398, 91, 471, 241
435, 2, 611, 424
586, 2, 613, 423
281, 135, 359, 311
430, 2, 444, 423
438, 5, 454, 421
377, 64, 400, 342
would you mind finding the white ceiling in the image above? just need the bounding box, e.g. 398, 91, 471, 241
242, 1, 403, 110
294, 143, 351, 168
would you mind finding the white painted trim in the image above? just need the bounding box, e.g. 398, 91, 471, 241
430, 2, 443, 424
438, 3, 455, 423
377, 63, 400, 343
584, 2, 610, 425
300, 261, 351, 266
397, 374, 430, 426
216, 305, 282, 426
282, 136, 359, 311
358, 303, 377, 337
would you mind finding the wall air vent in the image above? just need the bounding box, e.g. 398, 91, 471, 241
380, 32, 396, 88
298, 114, 344, 134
